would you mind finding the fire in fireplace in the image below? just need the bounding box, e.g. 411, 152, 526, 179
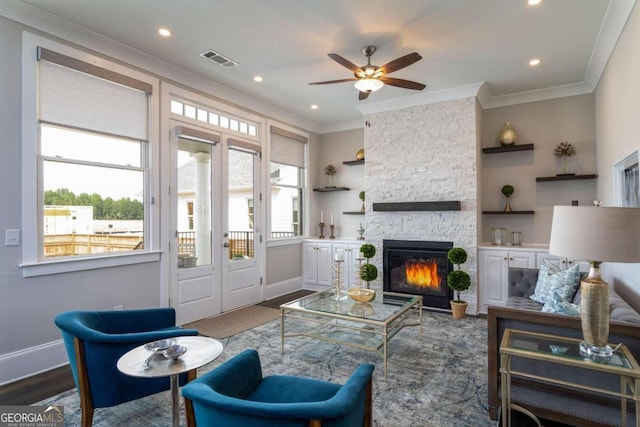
383, 240, 453, 310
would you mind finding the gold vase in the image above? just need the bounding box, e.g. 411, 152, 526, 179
498, 122, 517, 146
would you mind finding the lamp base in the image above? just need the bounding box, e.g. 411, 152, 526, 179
579, 341, 613, 361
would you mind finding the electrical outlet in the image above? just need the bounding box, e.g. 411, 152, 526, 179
5, 229, 20, 246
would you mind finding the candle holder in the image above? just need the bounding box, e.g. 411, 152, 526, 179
329, 225, 335, 239
356, 223, 365, 240
318, 222, 325, 239
332, 259, 346, 300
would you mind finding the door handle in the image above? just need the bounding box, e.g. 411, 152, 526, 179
223, 242, 230, 248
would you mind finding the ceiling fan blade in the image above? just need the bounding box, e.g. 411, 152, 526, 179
328, 53, 364, 75
379, 52, 422, 75
379, 76, 426, 91
358, 91, 370, 101
309, 78, 359, 85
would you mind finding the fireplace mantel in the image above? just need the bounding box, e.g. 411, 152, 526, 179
372, 201, 461, 212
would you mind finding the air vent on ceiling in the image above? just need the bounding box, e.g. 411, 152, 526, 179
200, 49, 239, 68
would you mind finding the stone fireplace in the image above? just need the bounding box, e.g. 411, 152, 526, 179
383, 240, 453, 309
363, 96, 480, 314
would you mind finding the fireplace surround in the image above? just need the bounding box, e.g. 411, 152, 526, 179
383, 240, 454, 310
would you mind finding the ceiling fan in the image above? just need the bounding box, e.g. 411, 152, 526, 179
309, 46, 426, 100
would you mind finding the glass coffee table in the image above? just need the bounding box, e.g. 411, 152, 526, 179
280, 289, 422, 378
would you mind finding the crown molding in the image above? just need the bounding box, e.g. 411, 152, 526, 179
584, 0, 637, 89
355, 82, 485, 117
480, 82, 594, 110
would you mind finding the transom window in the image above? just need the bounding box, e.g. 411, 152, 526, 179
170, 99, 258, 137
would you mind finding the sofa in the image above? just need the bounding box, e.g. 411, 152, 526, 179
488, 267, 640, 426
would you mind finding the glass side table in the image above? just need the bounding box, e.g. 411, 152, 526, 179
500, 328, 640, 427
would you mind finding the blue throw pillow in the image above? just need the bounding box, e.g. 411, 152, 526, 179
530, 263, 581, 304
542, 291, 581, 316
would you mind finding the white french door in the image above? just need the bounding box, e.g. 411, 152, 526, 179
221, 140, 262, 311
170, 122, 221, 325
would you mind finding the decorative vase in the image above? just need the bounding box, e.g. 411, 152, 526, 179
504, 195, 512, 212
498, 122, 517, 146
355, 149, 365, 160
450, 301, 468, 319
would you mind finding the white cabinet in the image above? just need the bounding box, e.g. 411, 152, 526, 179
303, 240, 363, 290
536, 252, 590, 273
479, 248, 536, 314
332, 242, 363, 289
303, 242, 332, 289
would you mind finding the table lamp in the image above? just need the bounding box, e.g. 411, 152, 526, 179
549, 205, 640, 358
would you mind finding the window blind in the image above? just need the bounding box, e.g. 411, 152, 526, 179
270, 126, 306, 168
38, 47, 149, 141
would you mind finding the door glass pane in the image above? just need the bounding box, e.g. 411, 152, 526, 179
177, 138, 212, 268
228, 149, 255, 260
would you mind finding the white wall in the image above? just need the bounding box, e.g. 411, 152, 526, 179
595, 2, 640, 312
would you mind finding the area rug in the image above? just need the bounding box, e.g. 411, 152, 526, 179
38, 310, 492, 426
183, 305, 280, 338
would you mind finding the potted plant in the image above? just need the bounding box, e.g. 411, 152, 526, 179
447, 247, 471, 319
359, 243, 378, 289
324, 164, 337, 187
501, 185, 514, 212
554, 141, 576, 176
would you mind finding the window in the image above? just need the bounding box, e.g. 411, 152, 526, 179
21, 35, 159, 275
270, 126, 307, 238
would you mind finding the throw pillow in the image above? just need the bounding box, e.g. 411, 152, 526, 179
542, 291, 581, 316
529, 263, 581, 304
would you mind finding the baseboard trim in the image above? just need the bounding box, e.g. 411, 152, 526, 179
264, 277, 302, 300
0, 339, 68, 386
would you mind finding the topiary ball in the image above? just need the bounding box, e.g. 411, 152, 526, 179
360, 263, 378, 282
447, 247, 467, 266
360, 244, 376, 259
501, 185, 514, 197
447, 270, 471, 292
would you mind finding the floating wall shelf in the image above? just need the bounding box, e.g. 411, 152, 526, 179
482, 210, 535, 215
313, 187, 350, 192
372, 201, 461, 212
343, 159, 364, 166
536, 174, 598, 182
482, 144, 534, 154
343, 211, 364, 215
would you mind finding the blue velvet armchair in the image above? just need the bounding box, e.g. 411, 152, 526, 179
54, 308, 198, 427
181, 349, 374, 427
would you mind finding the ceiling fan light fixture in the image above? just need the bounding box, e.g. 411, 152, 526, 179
354, 77, 384, 93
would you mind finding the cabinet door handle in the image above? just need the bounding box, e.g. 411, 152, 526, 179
568, 260, 573, 264
509, 257, 513, 261
504, 257, 508, 260
562, 260, 566, 264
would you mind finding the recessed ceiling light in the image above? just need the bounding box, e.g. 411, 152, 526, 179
528, 0, 541, 5
529, 58, 541, 66
158, 28, 172, 37
310, 105, 319, 110
253, 76, 263, 83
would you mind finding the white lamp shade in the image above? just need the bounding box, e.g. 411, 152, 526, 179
549, 206, 640, 263
354, 78, 384, 93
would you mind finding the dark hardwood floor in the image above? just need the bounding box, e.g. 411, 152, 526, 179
0, 364, 75, 405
